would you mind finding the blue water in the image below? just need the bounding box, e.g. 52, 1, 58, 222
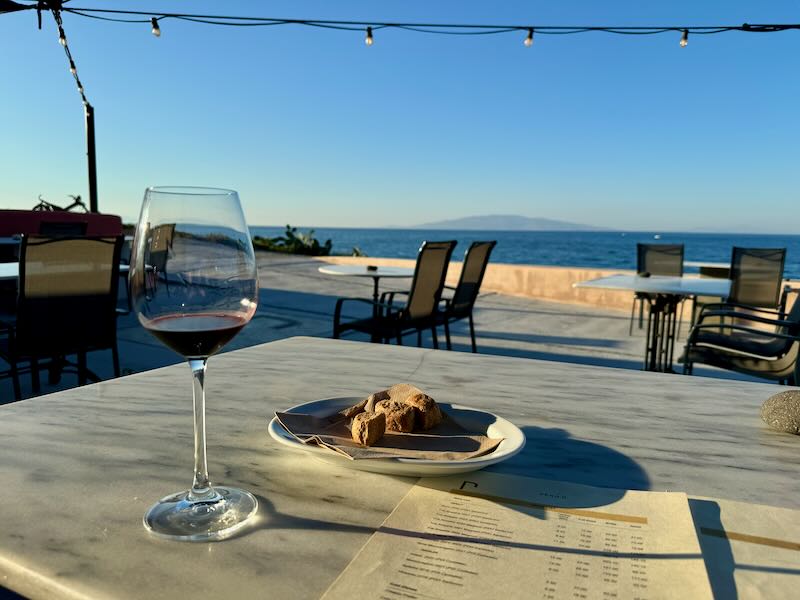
250, 227, 800, 279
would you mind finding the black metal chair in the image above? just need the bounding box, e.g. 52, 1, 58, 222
0, 235, 123, 400
629, 243, 684, 335
437, 241, 496, 353
690, 247, 787, 326
333, 241, 456, 347
681, 289, 800, 385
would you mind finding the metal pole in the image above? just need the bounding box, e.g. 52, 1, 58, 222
85, 102, 98, 212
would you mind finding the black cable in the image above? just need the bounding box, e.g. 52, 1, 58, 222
26, 5, 793, 38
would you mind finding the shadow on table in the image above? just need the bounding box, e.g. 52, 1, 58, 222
493, 426, 652, 492
240, 493, 378, 539
477, 330, 625, 349
470, 344, 646, 371
689, 499, 738, 600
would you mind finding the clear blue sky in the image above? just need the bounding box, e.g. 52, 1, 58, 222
1, 1, 798, 231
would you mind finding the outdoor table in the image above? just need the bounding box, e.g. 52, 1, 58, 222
318, 264, 414, 316
0, 336, 798, 599
575, 274, 731, 372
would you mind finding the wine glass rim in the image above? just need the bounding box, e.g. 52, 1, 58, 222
146, 186, 238, 196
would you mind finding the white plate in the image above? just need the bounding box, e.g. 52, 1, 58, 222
267, 397, 526, 477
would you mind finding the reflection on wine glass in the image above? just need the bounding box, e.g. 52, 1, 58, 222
130, 186, 258, 541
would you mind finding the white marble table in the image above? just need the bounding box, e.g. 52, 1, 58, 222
1, 337, 798, 599
318, 264, 414, 307
575, 275, 732, 372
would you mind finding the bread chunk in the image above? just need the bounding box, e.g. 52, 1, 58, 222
385, 383, 427, 405
338, 398, 367, 420
351, 412, 386, 446
405, 393, 442, 430
365, 389, 390, 413
375, 400, 416, 433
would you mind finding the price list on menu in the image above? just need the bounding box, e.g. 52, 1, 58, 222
323, 472, 713, 600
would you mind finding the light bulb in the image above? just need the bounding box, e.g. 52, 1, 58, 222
680, 29, 688, 47
524, 28, 534, 47
365, 26, 373, 46
58, 28, 66, 46
69, 61, 77, 75
151, 17, 161, 37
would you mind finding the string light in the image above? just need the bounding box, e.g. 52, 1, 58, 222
151, 17, 161, 37
524, 28, 534, 47
49, 7, 90, 106
365, 26, 373, 46
680, 29, 689, 47
33, 6, 796, 44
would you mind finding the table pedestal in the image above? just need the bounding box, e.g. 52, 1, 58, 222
643, 294, 682, 372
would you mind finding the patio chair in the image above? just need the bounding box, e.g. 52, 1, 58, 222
0, 235, 123, 400
437, 241, 497, 353
333, 240, 456, 347
681, 289, 800, 384
690, 247, 787, 326
148, 223, 175, 293
629, 243, 684, 335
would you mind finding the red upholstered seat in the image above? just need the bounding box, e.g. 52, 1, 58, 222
0, 210, 123, 237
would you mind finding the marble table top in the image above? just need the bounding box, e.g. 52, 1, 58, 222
0, 337, 798, 599
575, 273, 731, 297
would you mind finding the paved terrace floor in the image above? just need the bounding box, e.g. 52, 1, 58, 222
0, 252, 774, 403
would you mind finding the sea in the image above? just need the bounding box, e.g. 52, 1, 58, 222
249, 227, 800, 279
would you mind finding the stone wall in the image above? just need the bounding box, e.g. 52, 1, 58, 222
315, 256, 635, 312
314, 255, 797, 318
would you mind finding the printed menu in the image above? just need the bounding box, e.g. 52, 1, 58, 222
322, 471, 713, 600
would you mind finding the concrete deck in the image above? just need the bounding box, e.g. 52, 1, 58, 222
0, 252, 770, 403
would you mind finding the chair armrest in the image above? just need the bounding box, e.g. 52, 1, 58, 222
688, 323, 800, 347
333, 297, 403, 327
379, 290, 408, 306
699, 302, 784, 318
695, 310, 796, 330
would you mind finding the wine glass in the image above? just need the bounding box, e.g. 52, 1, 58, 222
130, 186, 259, 541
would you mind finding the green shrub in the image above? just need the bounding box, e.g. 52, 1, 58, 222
252, 225, 333, 256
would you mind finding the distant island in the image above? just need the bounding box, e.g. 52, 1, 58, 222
413, 214, 606, 231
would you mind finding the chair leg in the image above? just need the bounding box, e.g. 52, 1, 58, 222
396, 329, 403, 345
30, 358, 41, 393
468, 313, 477, 353
444, 320, 452, 351
417, 330, 422, 347
638, 299, 645, 330
629, 298, 637, 336
431, 327, 439, 350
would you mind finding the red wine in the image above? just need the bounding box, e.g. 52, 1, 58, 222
144, 313, 249, 358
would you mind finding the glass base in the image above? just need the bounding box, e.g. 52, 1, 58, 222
144, 486, 258, 542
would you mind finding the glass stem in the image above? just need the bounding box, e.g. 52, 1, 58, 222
188, 358, 214, 500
